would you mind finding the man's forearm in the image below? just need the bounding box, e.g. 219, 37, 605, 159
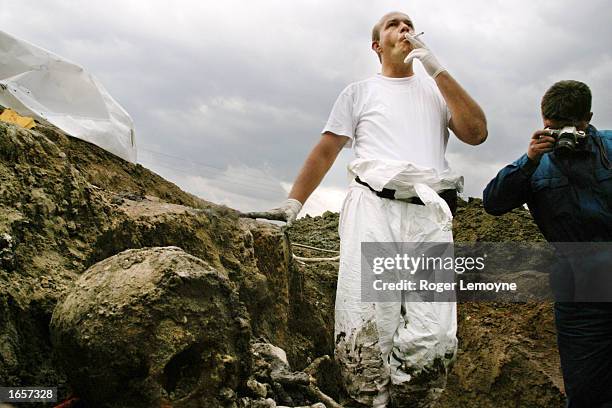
288, 137, 343, 204
289, 152, 334, 204
435, 71, 487, 145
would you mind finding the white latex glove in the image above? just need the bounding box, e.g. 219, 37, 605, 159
244, 198, 303, 227
403, 33, 446, 78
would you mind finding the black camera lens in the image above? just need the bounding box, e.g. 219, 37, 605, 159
555, 133, 576, 152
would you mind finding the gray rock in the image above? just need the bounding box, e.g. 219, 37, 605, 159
247, 377, 268, 398
50, 246, 251, 407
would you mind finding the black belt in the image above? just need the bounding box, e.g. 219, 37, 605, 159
354, 176, 457, 216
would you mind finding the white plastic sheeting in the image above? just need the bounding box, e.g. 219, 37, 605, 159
335, 159, 462, 407
0, 30, 136, 162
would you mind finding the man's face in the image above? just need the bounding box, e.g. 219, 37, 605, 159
375, 12, 416, 63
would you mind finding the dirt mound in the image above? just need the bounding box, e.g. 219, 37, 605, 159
0, 119, 340, 406
1, 118, 564, 407
452, 197, 545, 242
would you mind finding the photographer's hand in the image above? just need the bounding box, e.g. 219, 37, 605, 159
527, 130, 556, 162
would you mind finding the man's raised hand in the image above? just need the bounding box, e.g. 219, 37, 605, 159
527, 130, 556, 162
403, 33, 446, 78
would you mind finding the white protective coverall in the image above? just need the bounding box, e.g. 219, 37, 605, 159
335, 158, 462, 408
0, 30, 136, 163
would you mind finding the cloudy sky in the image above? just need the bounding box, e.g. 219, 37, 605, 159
1, 0, 610, 216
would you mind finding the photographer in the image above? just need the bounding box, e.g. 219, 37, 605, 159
483, 80, 612, 407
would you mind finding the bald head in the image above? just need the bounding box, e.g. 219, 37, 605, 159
372, 11, 412, 42
371, 11, 413, 63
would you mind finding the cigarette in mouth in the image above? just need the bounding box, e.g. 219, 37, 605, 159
413, 31, 424, 39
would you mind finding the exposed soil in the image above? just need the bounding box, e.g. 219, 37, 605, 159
0, 117, 564, 407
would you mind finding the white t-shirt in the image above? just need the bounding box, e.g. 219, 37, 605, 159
322, 74, 451, 173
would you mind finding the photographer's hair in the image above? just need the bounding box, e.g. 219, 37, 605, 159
541, 80, 592, 122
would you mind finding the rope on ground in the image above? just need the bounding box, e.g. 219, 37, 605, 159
291, 243, 339, 254
293, 254, 340, 263
291, 242, 340, 264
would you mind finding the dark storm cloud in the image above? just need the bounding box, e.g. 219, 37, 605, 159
2, 0, 610, 214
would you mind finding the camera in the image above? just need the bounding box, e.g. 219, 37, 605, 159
548, 126, 587, 153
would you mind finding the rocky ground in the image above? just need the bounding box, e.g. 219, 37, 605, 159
0, 118, 564, 407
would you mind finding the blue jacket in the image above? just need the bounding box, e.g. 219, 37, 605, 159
483, 125, 612, 242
